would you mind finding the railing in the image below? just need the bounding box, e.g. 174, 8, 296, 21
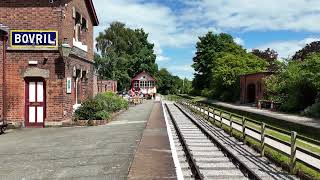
179, 99, 320, 174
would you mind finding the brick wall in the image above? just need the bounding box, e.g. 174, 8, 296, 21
97, 80, 117, 93
62, 0, 95, 60
240, 72, 272, 104
0, 37, 3, 121
0, 0, 61, 31
0, 0, 97, 126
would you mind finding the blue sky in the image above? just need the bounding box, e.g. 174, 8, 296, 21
93, 0, 320, 79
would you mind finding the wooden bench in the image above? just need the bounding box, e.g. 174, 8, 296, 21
0, 121, 8, 134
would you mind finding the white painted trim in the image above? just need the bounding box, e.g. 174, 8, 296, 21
161, 101, 184, 180
28, 61, 38, 65
73, 38, 88, 52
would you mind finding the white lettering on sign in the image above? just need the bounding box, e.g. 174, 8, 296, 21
28, 34, 35, 44
15, 34, 21, 43
10, 30, 58, 48
22, 34, 28, 43
48, 34, 55, 45
36, 34, 42, 44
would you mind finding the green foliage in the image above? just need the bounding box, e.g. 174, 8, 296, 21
303, 102, 320, 118
95, 22, 158, 91
74, 92, 128, 120
266, 53, 320, 114
212, 53, 267, 101
95, 92, 129, 112
74, 99, 106, 120
192, 32, 267, 101
156, 68, 192, 95
251, 48, 280, 72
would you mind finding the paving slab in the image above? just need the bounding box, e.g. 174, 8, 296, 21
128, 102, 177, 180
0, 101, 155, 180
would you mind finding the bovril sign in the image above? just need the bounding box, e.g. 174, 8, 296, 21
10, 30, 58, 49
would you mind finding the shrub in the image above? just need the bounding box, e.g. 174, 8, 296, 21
74, 92, 128, 120
265, 53, 320, 114
303, 102, 320, 118
74, 99, 103, 120
95, 92, 128, 112
95, 110, 111, 120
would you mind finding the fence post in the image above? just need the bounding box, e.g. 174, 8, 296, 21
219, 111, 223, 128
207, 106, 210, 120
229, 113, 233, 136
212, 107, 216, 125
261, 123, 266, 157
242, 116, 246, 144
290, 131, 297, 174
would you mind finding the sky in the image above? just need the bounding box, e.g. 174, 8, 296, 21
92, 0, 320, 79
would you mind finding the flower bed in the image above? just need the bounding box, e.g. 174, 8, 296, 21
74, 92, 128, 125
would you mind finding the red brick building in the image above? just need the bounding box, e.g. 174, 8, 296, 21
97, 80, 117, 93
0, 0, 99, 127
240, 72, 273, 104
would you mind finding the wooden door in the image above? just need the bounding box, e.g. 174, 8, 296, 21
25, 78, 46, 127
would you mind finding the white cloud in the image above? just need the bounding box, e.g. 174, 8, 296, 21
157, 55, 170, 62
255, 37, 320, 58
93, 0, 220, 49
168, 64, 194, 72
234, 37, 244, 46
167, 64, 195, 79
182, 0, 320, 32
92, 0, 320, 78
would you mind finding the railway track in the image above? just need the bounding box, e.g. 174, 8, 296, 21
164, 102, 296, 180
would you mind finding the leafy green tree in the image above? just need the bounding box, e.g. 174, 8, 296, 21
251, 48, 281, 72
212, 53, 267, 101
181, 78, 192, 94
156, 68, 188, 95
292, 41, 320, 61
192, 32, 243, 90
192, 32, 267, 101
95, 22, 158, 90
265, 53, 320, 113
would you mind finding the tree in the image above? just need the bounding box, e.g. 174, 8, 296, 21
181, 78, 192, 94
292, 41, 320, 61
192, 32, 267, 101
265, 53, 320, 114
95, 22, 158, 90
212, 53, 267, 101
251, 48, 280, 72
192, 32, 244, 91
156, 68, 188, 95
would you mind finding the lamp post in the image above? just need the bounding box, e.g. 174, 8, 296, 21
59, 38, 71, 57
59, 38, 72, 68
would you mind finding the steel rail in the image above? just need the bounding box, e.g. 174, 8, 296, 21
174, 103, 262, 180
165, 103, 204, 180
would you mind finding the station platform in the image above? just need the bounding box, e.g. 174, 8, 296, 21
128, 101, 177, 179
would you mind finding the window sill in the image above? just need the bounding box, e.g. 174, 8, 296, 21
73, 38, 88, 52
